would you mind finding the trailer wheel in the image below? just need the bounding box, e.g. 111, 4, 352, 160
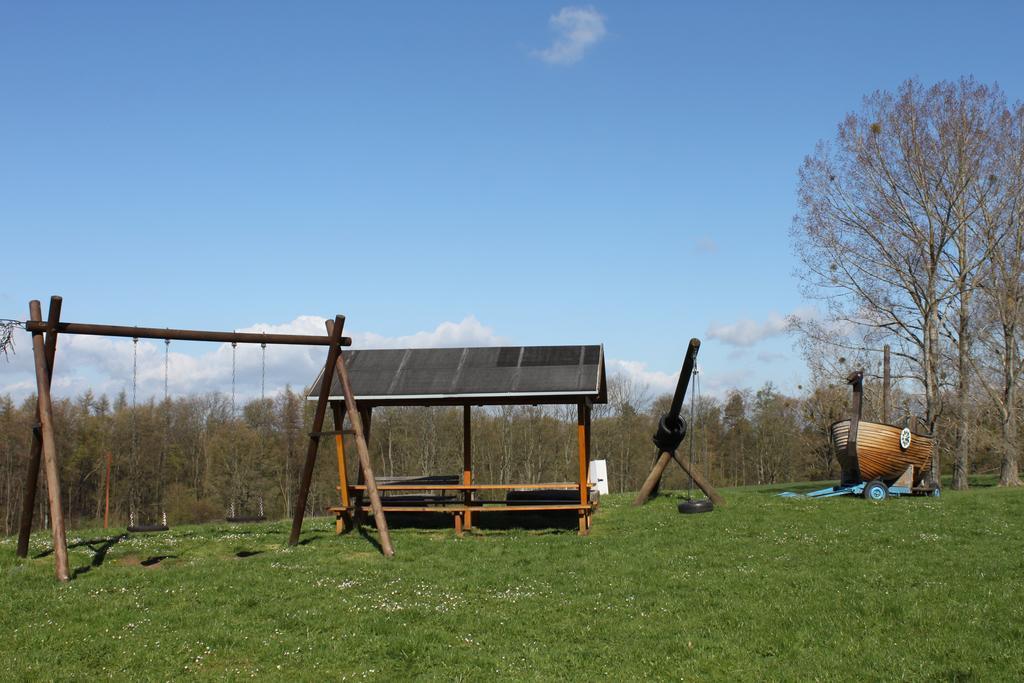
863, 480, 888, 501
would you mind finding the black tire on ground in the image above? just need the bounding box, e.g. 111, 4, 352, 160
863, 480, 888, 501
678, 499, 714, 514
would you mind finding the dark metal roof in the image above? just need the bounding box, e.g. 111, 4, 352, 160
307, 345, 606, 407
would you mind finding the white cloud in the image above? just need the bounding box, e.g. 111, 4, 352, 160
606, 358, 676, 394
609, 357, 748, 400
0, 316, 506, 403
706, 308, 817, 347
533, 6, 606, 65
695, 237, 718, 254
353, 316, 504, 350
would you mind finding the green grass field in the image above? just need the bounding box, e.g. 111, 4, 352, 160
3, 483, 1023, 681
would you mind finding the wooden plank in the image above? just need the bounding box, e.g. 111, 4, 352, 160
288, 315, 346, 545
344, 482, 583, 491
16, 295, 61, 559
23, 320, 352, 346
329, 504, 593, 513
28, 300, 70, 581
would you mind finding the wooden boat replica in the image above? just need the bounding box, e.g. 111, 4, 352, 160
830, 370, 936, 494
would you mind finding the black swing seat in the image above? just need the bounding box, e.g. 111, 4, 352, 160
127, 523, 170, 533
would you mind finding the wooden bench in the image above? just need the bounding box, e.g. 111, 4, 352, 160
330, 479, 593, 536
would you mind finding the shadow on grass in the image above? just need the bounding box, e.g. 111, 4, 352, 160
66, 535, 129, 578
36, 534, 127, 560
141, 555, 177, 567
364, 510, 579, 534
235, 550, 263, 558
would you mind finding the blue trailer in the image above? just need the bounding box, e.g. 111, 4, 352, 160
779, 471, 940, 501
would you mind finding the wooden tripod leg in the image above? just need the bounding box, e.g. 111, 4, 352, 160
670, 452, 726, 507
28, 300, 70, 581
334, 357, 394, 558
633, 451, 672, 506
288, 315, 345, 546
16, 296, 62, 559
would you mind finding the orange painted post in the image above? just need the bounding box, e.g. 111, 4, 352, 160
584, 402, 592, 530
104, 451, 112, 529
331, 402, 350, 534
462, 405, 472, 531
576, 402, 589, 536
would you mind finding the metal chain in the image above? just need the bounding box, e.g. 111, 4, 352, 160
231, 341, 237, 417
261, 341, 267, 401
131, 337, 139, 519
697, 369, 709, 482
164, 339, 170, 403
687, 365, 696, 499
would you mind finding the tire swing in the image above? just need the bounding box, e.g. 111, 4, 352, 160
127, 337, 170, 533
678, 364, 713, 515
225, 341, 267, 524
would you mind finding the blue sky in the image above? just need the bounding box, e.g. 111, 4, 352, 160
3, 1, 1023, 401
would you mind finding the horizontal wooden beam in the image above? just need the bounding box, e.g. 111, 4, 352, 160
24, 321, 352, 346
342, 482, 584, 491
330, 504, 592, 513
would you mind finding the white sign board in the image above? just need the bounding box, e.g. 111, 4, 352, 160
588, 459, 609, 495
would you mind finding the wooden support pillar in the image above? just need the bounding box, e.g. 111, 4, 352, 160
28, 299, 70, 581
584, 401, 592, 530
576, 402, 590, 536
288, 315, 346, 546
462, 405, 472, 532
846, 371, 864, 484
882, 344, 891, 424
351, 408, 371, 530
17, 296, 62, 559
103, 451, 112, 530
331, 401, 351, 534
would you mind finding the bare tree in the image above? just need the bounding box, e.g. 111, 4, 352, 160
793, 78, 1015, 486
972, 106, 1024, 486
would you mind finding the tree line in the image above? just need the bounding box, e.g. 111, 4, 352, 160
2, 363, 1019, 534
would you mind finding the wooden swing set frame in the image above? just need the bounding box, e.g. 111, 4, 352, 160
14, 295, 391, 582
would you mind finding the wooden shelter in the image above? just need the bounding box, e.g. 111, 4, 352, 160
306, 345, 608, 536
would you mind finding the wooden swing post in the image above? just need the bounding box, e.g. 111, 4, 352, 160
14, 295, 360, 578
329, 320, 394, 557
28, 299, 70, 581
16, 296, 62, 559
288, 315, 347, 545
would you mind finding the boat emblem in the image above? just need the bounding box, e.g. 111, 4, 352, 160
899, 428, 912, 450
